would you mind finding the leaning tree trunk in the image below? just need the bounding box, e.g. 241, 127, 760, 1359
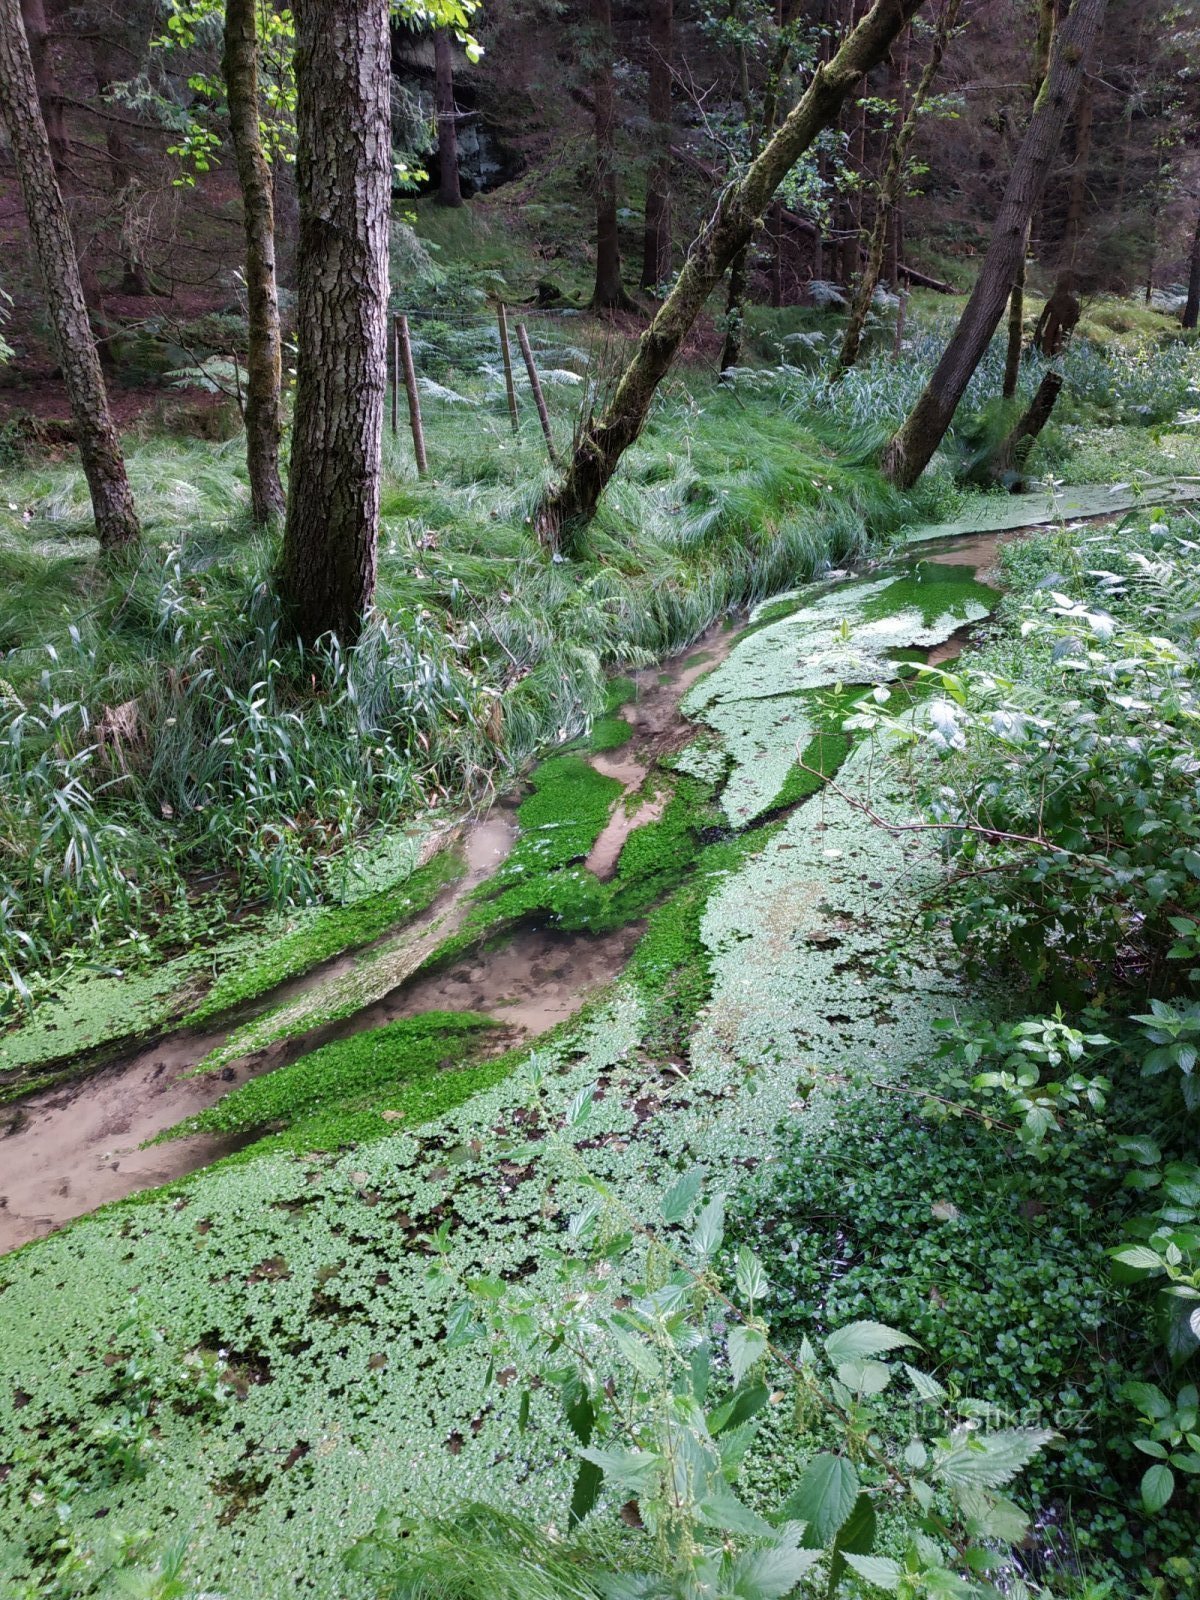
835, 0, 959, 375
640, 0, 673, 289
988, 368, 1062, 481
590, 0, 628, 308
0, 0, 140, 552
1001, 0, 1055, 399
434, 28, 463, 208
1037, 60, 1092, 355
281, 0, 390, 644
882, 0, 1106, 490
537, 0, 927, 549
1183, 208, 1200, 332
223, 0, 285, 525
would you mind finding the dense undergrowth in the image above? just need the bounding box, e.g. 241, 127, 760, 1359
729, 509, 1200, 1592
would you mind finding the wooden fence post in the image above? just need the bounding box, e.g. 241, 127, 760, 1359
391, 315, 399, 436
516, 321, 558, 464
398, 313, 427, 476
496, 302, 519, 434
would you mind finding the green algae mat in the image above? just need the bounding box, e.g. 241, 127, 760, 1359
0, 560, 1000, 1596
903, 474, 1200, 545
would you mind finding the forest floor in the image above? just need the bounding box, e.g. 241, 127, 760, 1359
2, 288, 1200, 1597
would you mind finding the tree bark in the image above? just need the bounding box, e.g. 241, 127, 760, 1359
719, 4, 798, 371
640, 0, 673, 289
882, 22, 909, 287
1183, 207, 1200, 332
19, 0, 67, 170
537, 0, 927, 548
223, 0, 286, 525
590, 0, 629, 308
882, 0, 1106, 490
434, 28, 463, 207
1001, 0, 1055, 399
835, 0, 959, 375
989, 368, 1063, 481
0, 0, 140, 552
281, 0, 390, 644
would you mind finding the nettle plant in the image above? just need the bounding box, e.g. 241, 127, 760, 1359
353, 1085, 1054, 1600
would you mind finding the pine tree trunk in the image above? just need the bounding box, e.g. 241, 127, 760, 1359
1183, 209, 1200, 332
882, 0, 1106, 490
1001, 0, 1054, 400
223, 0, 285, 525
281, 0, 390, 644
19, 0, 67, 169
640, 0, 672, 290
835, 0, 958, 376
434, 28, 463, 207
0, 0, 140, 552
590, 0, 628, 308
537, 0, 926, 548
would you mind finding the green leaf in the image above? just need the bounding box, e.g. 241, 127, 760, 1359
1141, 1462, 1175, 1513
661, 1167, 704, 1224
728, 1325, 767, 1386
565, 1084, 595, 1127
932, 1428, 1055, 1491
735, 1245, 769, 1304
780, 1453, 859, 1544
729, 1540, 821, 1600
1121, 1381, 1172, 1419
691, 1194, 725, 1262
1111, 1245, 1165, 1271
569, 1456, 604, 1529
707, 1381, 768, 1436
577, 1445, 660, 1496
904, 1363, 948, 1403
696, 1479, 774, 1538
823, 1321, 914, 1363
844, 1553, 904, 1592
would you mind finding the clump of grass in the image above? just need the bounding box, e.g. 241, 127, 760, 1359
177, 1010, 497, 1139
186, 849, 464, 1027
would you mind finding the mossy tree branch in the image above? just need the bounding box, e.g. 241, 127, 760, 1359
534, 0, 928, 553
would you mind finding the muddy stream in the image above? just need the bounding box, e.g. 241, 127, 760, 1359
0, 528, 1008, 1254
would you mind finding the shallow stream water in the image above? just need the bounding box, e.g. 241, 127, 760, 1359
0, 520, 1038, 1252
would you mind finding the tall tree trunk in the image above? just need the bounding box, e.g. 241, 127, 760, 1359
720, 6, 796, 370
19, 0, 67, 169
0, 0, 140, 551
281, 0, 390, 644
640, 0, 673, 289
590, 0, 628, 308
1001, 0, 1055, 398
882, 0, 1106, 491
434, 28, 462, 208
1183, 207, 1200, 332
1035, 57, 1092, 355
882, 21, 910, 288
537, 0, 926, 548
223, 0, 285, 525
835, 0, 959, 375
